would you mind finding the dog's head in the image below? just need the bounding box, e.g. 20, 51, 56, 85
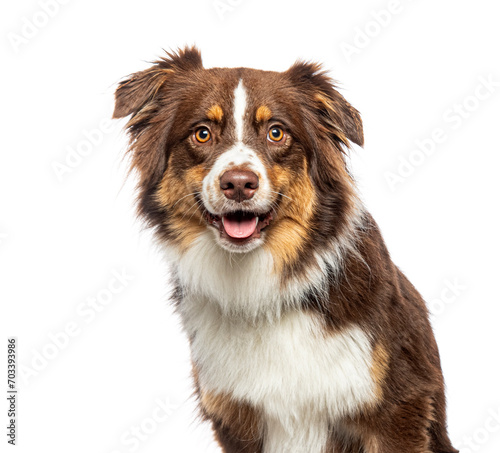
114, 47, 363, 272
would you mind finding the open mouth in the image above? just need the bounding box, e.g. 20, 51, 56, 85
204, 210, 273, 243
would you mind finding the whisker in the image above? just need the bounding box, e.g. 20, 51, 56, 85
179, 199, 204, 221
269, 199, 286, 216
186, 200, 206, 223
171, 192, 201, 209
270, 190, 293, 202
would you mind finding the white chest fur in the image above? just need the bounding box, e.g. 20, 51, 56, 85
180, 294, 377, 453
165, 231, 376, 452
165, 231, 317, 320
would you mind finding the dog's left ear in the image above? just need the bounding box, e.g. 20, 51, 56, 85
286, 61, 364, 148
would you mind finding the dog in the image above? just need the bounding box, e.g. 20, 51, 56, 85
113, 47, 458, 453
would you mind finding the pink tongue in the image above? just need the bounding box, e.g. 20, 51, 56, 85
223, 215, 257, 239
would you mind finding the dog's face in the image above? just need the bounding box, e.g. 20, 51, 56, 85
114, 48, 363, 272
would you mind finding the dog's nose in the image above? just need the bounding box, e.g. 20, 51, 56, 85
220, 170, 259, 202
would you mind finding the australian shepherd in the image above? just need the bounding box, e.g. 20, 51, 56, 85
113, 47, 458, 453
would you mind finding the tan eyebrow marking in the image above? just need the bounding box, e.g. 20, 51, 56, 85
255, 105, 272, 122
206, 104, 224, 122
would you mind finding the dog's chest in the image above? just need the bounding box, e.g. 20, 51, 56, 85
180, 294, 377, 452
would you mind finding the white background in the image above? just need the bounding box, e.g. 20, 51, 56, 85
1, 1, 499, 452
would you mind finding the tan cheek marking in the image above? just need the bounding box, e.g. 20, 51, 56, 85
156, 164, 207, 208
255, 105, 272, 123
207, 104, 224, 122
185, 165, 208, 190
156, 166, 184, 209
370, 342, 390, 403
264, 159, 316, 273
156, 164, 208, 251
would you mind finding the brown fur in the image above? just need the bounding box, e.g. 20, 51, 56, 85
114, 47, 458, 453
199, 390, 264, 452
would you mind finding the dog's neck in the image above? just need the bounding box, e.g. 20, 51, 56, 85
161, 204, 367, 323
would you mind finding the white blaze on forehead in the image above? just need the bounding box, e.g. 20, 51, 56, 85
233, 79, 247, 142
201, 78, 272, 216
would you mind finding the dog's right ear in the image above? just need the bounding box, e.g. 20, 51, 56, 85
113, 47, 203, 205
113, 46, 203, 119
113, 67, 169, 119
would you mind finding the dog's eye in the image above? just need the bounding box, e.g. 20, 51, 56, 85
194, 127, 211, 143
268, 126, 285, 143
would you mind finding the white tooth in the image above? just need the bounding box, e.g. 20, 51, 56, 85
255, 217, 259, 226
222, 217, 225, 227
